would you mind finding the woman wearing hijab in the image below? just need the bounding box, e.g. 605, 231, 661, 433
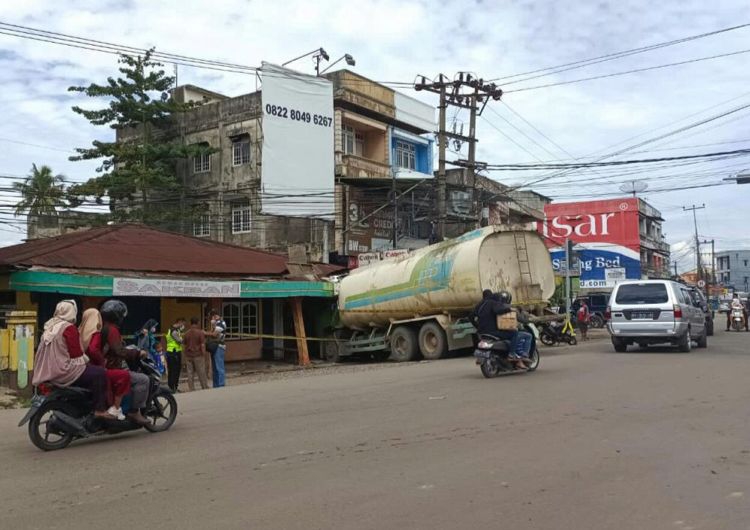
79, 308, 131, 421
32, 300, 113, 419
136, 319, 165, 375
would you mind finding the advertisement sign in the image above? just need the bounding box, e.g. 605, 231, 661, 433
346, 187, 399, 255
540, 198, 641, 287
113, 278, 241, 298
260, 63, 334, 218
352, 249, 410, 269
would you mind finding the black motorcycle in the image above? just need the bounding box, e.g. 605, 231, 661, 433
539, 320, 577, 346
473, 325, 541, 378
19, 358, 177, 451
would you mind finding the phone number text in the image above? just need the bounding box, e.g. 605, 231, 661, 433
265, 104, 332, 127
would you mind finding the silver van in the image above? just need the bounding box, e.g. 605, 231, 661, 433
607, 280, 707, 352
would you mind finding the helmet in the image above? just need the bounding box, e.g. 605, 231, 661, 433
100, 299, 128, 326
497, 290, 512, 304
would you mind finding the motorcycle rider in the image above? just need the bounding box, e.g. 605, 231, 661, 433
471, 290, 527, 370
726, 293, 747, 331
99, 300, 150, 425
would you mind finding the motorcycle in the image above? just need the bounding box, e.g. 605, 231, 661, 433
730, 307, 745, 332
539, 320, 577, 346
474, 323, 541, 378
18, 358, 177, 451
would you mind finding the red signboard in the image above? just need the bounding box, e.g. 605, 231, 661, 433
539, 198, 640, 251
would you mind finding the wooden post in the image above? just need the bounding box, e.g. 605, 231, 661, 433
291, 297, 310, 366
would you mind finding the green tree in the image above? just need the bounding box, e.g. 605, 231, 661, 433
67, 49, 210, 225
13, 163, 66, 217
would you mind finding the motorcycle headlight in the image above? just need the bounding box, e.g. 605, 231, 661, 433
478, 340, 492, 349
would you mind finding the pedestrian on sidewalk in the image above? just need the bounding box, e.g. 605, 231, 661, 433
165, 317, 185, 392
206, 309, 227, 388
576, 300, 591, 341
183, 317, 209, 391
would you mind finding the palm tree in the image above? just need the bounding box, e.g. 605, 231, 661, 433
13, 164, 67, 217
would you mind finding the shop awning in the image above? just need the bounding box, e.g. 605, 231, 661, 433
9, 270, 334, 299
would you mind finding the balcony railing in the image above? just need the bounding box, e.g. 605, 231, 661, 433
336, 154, 391, 179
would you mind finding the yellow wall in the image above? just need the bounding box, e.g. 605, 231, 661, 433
17, 291, 37, 312
161, 298, 204, 335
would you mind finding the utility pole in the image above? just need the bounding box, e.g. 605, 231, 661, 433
437, 82, 447, 239
415, 74, 502, 238
683, 204, 705, 284
565, 238, 572, 317
700, 238, 717, 293
467, 85, 479, 227
673, 261, 678, 277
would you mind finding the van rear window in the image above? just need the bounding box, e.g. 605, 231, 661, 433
615, 283, 669, 304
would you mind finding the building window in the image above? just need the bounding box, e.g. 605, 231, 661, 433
193, 213, 210, 237
744, 260, 748, 267
232, 136, 251, 166
343, 125, 364, 156
395, 140, 416, 170
193, 150, 211, 173
231, 202, 252, 234
222, 302, 258, 339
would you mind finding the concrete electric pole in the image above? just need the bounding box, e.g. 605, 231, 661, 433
683, 204, 705, 284
415, 74, 503, 239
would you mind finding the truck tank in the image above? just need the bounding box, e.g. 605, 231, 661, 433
338, 227, 555, 329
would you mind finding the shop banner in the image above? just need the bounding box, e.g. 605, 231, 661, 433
113, 278, 241, 298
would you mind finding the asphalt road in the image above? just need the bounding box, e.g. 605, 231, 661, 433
1, 331, 750, 530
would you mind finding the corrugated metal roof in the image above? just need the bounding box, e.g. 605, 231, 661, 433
0, 224, 288, 277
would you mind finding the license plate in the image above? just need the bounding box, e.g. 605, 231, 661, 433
473, 349, 491, 359
632, 311, 652, 319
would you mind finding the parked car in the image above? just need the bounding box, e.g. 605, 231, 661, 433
688, 287, 714, 336
571, 293, 609, 328
607, 280, 708, 353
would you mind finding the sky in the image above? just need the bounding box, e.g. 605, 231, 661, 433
0, 0, 748, 272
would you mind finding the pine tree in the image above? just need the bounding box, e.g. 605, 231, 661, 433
67, 49, 210, 226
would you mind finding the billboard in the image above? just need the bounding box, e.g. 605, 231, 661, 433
260, 63, 334, 218
539, 198, 641, 288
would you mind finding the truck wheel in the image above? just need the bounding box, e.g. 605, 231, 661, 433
590, 314, 605, 329
324, 340, 341, 363
389, 326, 418, 362
418, 322, 448, 360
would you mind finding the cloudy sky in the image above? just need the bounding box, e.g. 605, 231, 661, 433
0, 0, 748, 270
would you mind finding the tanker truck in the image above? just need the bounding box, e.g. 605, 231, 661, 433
325, 226, 555, 362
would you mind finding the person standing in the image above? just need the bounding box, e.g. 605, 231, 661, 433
182, 317, 209, 391
576, 300, 591, 341
164, 318, 185, 392
206, 309, 227, 388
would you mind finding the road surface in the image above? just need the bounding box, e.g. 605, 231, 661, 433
1, 331, 749, 529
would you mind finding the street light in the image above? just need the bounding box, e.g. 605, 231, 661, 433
723, 169, 750, 184
318, 54, 356, 75
281, 47, 329, 75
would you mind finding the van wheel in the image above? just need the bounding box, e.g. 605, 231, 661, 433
418, 322, 448, 360
696, 330, 708, 348
590, 314, 605, 329
612, 338, 627, 353
678, 329, 692, 352
389, 326, 418, 362
706, 319, 714, 336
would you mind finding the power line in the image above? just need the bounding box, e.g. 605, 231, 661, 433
488, 22, 750, 83
504, 48, 750, 93
490, 23, 750, 85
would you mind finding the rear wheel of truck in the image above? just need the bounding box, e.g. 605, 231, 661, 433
418, 322, 447, 360
389, 326, 418, 362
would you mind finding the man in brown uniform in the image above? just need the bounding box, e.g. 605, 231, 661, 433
182, 317, 210, 391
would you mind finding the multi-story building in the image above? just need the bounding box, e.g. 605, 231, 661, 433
117, 69, 547, 263
716, 250, 750, 292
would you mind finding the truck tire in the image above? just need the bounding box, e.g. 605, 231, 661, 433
590, 314, 605, 329
389, 326, 418, 362
418, 322, 448, 360
612, 338, 627, 353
